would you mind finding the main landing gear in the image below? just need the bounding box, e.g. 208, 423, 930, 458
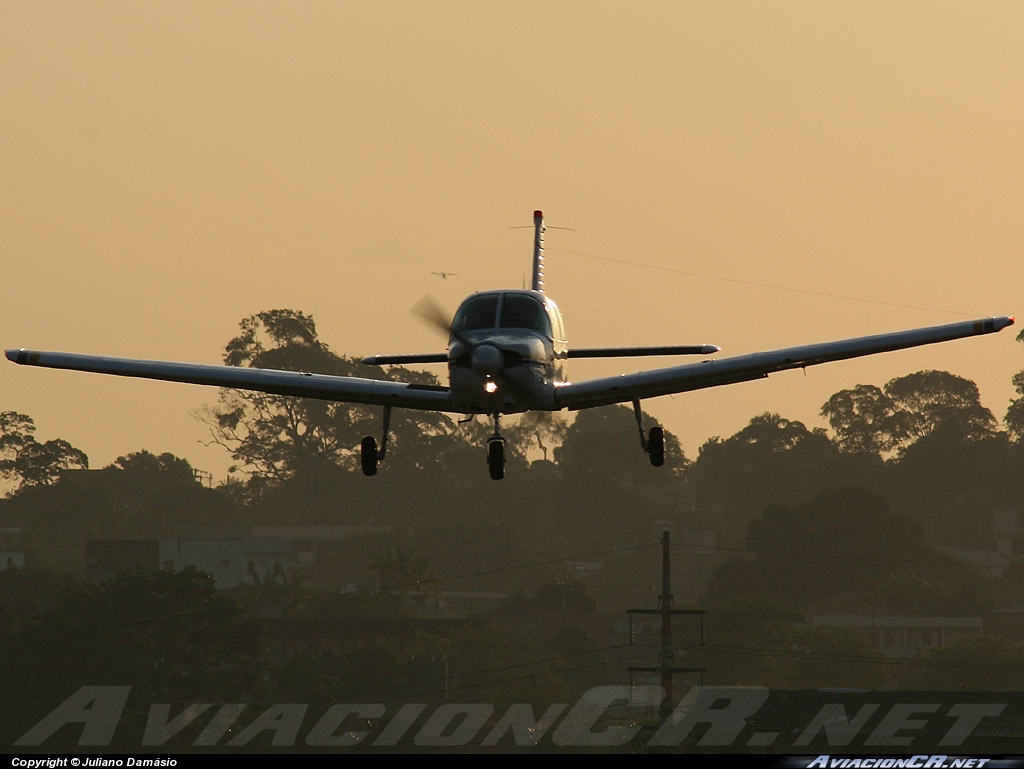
360, 405, 392, 476
360, 403, 663, 479
632, 399, 665, 467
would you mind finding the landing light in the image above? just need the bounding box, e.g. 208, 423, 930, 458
484, 380, 498, 394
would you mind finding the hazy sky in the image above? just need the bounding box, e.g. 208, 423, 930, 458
2, 1, 1022, 481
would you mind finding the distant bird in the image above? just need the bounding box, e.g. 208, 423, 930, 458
431, 271, 457, 280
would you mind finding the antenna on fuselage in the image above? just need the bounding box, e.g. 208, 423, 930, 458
532, 209, 545, 293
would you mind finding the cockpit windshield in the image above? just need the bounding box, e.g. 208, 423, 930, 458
499, 293, 551, 335
451, 292, 552, 337
452, 294, 499, 334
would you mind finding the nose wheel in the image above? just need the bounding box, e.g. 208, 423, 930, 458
487, 437, 506, 480
486, 413, 505, 480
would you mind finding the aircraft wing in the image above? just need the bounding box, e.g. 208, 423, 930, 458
5, 349, 455, 412
553, 316, 1015, 411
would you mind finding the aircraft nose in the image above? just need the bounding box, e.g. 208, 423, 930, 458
470, 344, 504, 376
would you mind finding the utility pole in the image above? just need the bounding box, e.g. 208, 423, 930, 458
627, 530, 705, 719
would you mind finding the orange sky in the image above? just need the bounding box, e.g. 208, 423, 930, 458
2, 1, 1022, 482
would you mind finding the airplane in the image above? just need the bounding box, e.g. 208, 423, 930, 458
5, 210, 1016, 480
431, 271, 457, 279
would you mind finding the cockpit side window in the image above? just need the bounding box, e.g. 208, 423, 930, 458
452, 295, 499, 333
499, 293, 551, 335
547, 301, 566, 342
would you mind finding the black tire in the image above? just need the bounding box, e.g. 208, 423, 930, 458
361, 436, 378, 476
648, 426, 665, 467
487, 440, 505, 480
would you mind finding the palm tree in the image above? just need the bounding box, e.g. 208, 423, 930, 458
367, 544, 445, 615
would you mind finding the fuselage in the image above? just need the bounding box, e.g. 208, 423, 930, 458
447, 289, 568, 414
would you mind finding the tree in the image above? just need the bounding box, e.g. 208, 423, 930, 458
0, 568, 267, 747
786, 624, 891, 690
410, 623, 572, 706
106, 449, 195, 481
0, 568, 84, 638
899, 634, 1024, 691
554, 404, 685, 479
0, 412, 88, 490
197, 309, 461, 487
417, 523, 541, 594
367, 543, 442, 611
6, 481, 121, 571
823, 371, 999, 459
197, 309, 376, 481
820, 384, 899, 455
868, 567, 995, 617
503, 410, 568, 463
531, 579, 597, 613
706, 487, 930, 609
67, 568, 264, 698
687, 413, 854, 545
690, 597, 804, 686
888, 425, 1017, 546
1005, 328, 1024, 441
549, 404, 688, 549
886, 370, 998, 444
78, 450, 241, 540
232, 562, 318, 618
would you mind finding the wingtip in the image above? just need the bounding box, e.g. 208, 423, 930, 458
5, 348, 25, 363
993, 315, 1015, 331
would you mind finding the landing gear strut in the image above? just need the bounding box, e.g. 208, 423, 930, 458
360, 405, 392, 476
632, 399, 665, 467
487, 413, 505, 480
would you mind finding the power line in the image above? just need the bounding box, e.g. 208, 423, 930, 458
550, 247, 980, 317
670, 540, 1016, 573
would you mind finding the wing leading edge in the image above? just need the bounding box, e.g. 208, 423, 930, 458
553, 316, 1016, 411
4, 349, 454, 412
6, 316, 1015, 415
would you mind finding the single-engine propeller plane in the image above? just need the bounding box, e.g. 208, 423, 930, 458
6, 211, 1015, 479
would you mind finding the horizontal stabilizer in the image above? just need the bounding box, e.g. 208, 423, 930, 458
568, 345, 720, 359
361, 353, 448, 366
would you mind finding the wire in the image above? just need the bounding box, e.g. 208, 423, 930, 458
550, 247, 980, 317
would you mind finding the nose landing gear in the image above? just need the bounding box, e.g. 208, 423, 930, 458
487, 437, 506, 480
487, 413, 505, 480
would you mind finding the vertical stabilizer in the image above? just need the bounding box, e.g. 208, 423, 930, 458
531, 210, 545, 293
